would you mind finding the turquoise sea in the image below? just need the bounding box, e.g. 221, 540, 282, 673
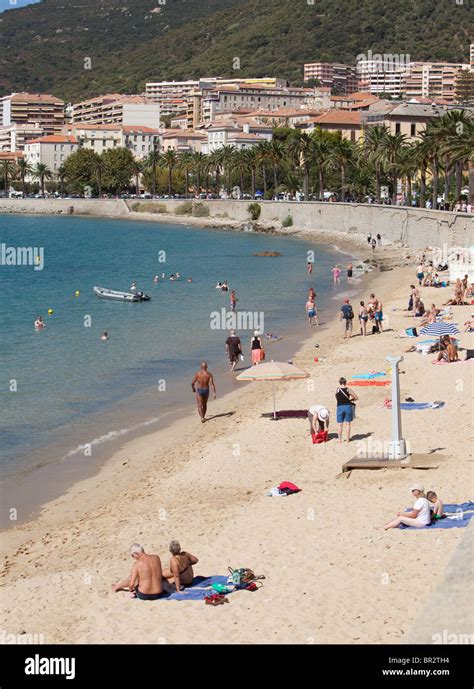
0, 215, 353, 525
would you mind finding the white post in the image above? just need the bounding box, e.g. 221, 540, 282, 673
386, 355, 408, 459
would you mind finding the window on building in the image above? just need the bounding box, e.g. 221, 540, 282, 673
395, 122, 401, 134
411, 123, 416, 137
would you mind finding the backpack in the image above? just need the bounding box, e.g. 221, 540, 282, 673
346, 305, 354, 319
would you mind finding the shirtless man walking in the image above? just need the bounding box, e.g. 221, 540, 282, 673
112, 544, 168, 600
191, 361, 217, 422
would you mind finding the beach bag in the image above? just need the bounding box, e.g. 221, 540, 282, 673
465, 349, 474, 360
228, 567, 255, 587
311, 430, 328, 444
406, 327, 417, 337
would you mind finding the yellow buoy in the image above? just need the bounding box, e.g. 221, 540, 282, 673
75, 290, 80, 297
47, 309, 54, 315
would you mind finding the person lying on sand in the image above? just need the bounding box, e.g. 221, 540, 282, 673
426, 491, 446, 521
464, 314, 474, 333
112, 544, 168, 600
162, 540, 199, 592
382, 484, 432, 530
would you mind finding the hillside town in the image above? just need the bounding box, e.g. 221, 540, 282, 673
0, 44, 473, 208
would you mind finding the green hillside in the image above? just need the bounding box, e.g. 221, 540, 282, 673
0, 0, 471, 101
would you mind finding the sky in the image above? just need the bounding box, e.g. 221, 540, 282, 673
0, 0, 39, 12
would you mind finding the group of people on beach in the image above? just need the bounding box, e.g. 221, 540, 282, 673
383, 484, 445, 530
112, 541, 199, 600
340, 293, 384, 338
224, 329, 265, 371
307, 376, 358, 444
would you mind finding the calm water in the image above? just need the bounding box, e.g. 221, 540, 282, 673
0, 215, 351, 522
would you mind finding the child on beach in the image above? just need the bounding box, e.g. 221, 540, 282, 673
426, 491, 445, 521
383, 484, 431, 530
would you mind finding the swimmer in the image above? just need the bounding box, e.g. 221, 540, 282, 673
153, 275, 159, 283
101, 331, 109, 341
161, 273, 166, 279
170, 274, 175, 281
176, 272, 181, 279
215, 282, 222, 290
307, 261, 313, 275
130, 282, 137, 293
187, 277, 193, 283
34, 316, 45, 330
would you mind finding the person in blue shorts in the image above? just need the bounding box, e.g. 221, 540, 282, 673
335, 377, 358, 443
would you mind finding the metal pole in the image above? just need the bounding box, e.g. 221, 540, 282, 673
386, 355, 408, 459
272, 381, 276, 420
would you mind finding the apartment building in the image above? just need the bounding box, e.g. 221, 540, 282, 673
145, 78, 282, 118
296, 111, 363, 141
0, 92, 65, 134
24, 135, 78, 175
71, 94, 160, 128
0, 122, 46, 152
201, 123, 269, 154
364, 102, 448, 141
304, 62, 358, 94
160, 130, 206, 153
404, 62, 469, 103
64, 124, 159, 158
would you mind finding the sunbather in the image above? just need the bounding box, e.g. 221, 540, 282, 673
112, 544, 168, 600
464, 314, 474, 333
427, 491, 446, 520
162, 540, 199, 592
437, 340, 459, 362
383, 484, 432, 530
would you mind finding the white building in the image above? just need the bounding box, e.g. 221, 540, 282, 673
24, 135, 78, 176
202, 123, 269, 154
0, 122, 46, 152
63, 124, 160, 158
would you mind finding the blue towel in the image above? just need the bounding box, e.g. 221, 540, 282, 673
399, 402, 445, 410
352, 372, 386, 380
166, 575, 231, 601
400, 503, 474, 530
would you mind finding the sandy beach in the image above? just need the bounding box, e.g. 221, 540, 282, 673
1, 253, 473, 645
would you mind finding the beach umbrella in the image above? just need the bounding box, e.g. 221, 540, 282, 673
236, 360, 309, 420
419, 321, 460, 350
420, 322, 459, 337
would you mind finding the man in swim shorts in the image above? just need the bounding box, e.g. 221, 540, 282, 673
370, 293, 384, 332
191, 361, 217, 422
112, 544, 169, 600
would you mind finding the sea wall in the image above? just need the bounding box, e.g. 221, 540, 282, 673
1, 198, 473, 250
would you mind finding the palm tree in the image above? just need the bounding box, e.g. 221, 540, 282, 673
233, 149, 249, 195
33, 163, 53, 197
364, 124, 389, 203
266, 139, 285, 194
1, 160, 17, 197
312, 129, 333, 201
146, 149, 161, 198
178, 151, 194, 198
160, 149, 178, 197
56, 163, 68, 196
379, 132, 408, 204
130, 160, 143, 198
255, 141, 271, 197
288, 131, 314, 200
330, 136, 354, 202
397, 144, 418, 207
218, 145, 237, 194
242, 148, 259, 199
437, 110, 474, 204
190, 151, 206, 197
419, 126, 442, 209
16, 158, 32, 197
208, 150, 223, 197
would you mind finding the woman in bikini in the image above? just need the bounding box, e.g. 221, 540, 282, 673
162, 540, 199, 592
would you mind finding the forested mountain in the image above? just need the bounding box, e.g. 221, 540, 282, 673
0, 0, 471, 101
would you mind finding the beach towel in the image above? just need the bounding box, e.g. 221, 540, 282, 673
400, 503, 474, 530
166, 576, 233, 601
349, 380, 391, 386
351, 372, 386, 380
432, 358, 473, 365
384, 400, 445, 410
275, 409, 308, 418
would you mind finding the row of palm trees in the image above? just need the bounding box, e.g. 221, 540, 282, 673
0, 159, 54, 197
2, 109, 472, 206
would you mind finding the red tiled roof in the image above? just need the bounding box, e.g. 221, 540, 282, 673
27, 135, 78, 145
307, 110, 362, 125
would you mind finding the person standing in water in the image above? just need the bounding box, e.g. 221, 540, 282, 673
230, 290, 238, 312
191, 362, 216, 423
332, 265, 341, 285
307, 261, 313, 275
306, 296, 318, 326
347, 261, 353, 280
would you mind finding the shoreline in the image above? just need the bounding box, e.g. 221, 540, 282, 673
1, 219, 472, 644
